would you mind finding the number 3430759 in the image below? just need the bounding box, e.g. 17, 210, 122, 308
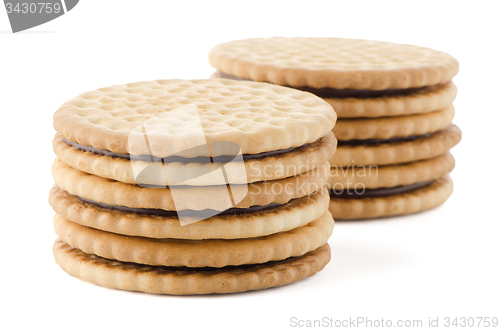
444, 317, 498, 328
5, 2, 62, 14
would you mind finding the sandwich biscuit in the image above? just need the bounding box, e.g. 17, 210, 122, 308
51, 79, 337, 293
209, 37, 461, 219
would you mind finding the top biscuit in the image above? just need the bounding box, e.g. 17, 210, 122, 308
209, 37, 459, 90
53, 79, 336, 157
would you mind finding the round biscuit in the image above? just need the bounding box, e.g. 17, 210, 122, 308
210, 72, 457, 118
209, 37, 459, 90
325, 82, 457, 118
52, 132, 337, 185
326, 152, 455, 189
329, 176, 453, 219
52, 240, 331, 295
333, 106, 454, 141
53, 79, 337, 157
51, 158, 330, 211
53, 211, 334, 268
49, 186, 330, 239
330, 125, 461, 166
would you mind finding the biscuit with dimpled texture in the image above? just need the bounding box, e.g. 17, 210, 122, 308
209, 72, 457, 119
53, 79, 337, 158
209, 37, 458, 90
53, 240, 331, 295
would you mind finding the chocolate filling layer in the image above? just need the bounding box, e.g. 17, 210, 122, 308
329, 180, 433, 199
337, 133, 432, 146
77, 196, 287, 218
215, 71, 424, 99
63, 138, 309, 164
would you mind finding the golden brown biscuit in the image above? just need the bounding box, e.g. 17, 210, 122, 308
53, 211, 334, 268
49, 186, 330, 239
329, 176, 453, 219
51, 158, 330, 210
209, 74, 457, 118
330, 125, 461, 166
53, 79, 337, 157
209, 37, 458, 90
323, 82, 457, 118
50, 77, 338, 294
53, 240, 331, 295
208, 37, 460, 221
326, 152, 455, 189
53, 132, 337, 185
333, 106, 454, 141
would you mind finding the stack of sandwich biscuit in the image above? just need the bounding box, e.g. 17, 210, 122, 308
50, 79, 338, 294
209, 37, 461, 219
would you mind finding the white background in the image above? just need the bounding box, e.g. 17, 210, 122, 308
1, 1, 499, 330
